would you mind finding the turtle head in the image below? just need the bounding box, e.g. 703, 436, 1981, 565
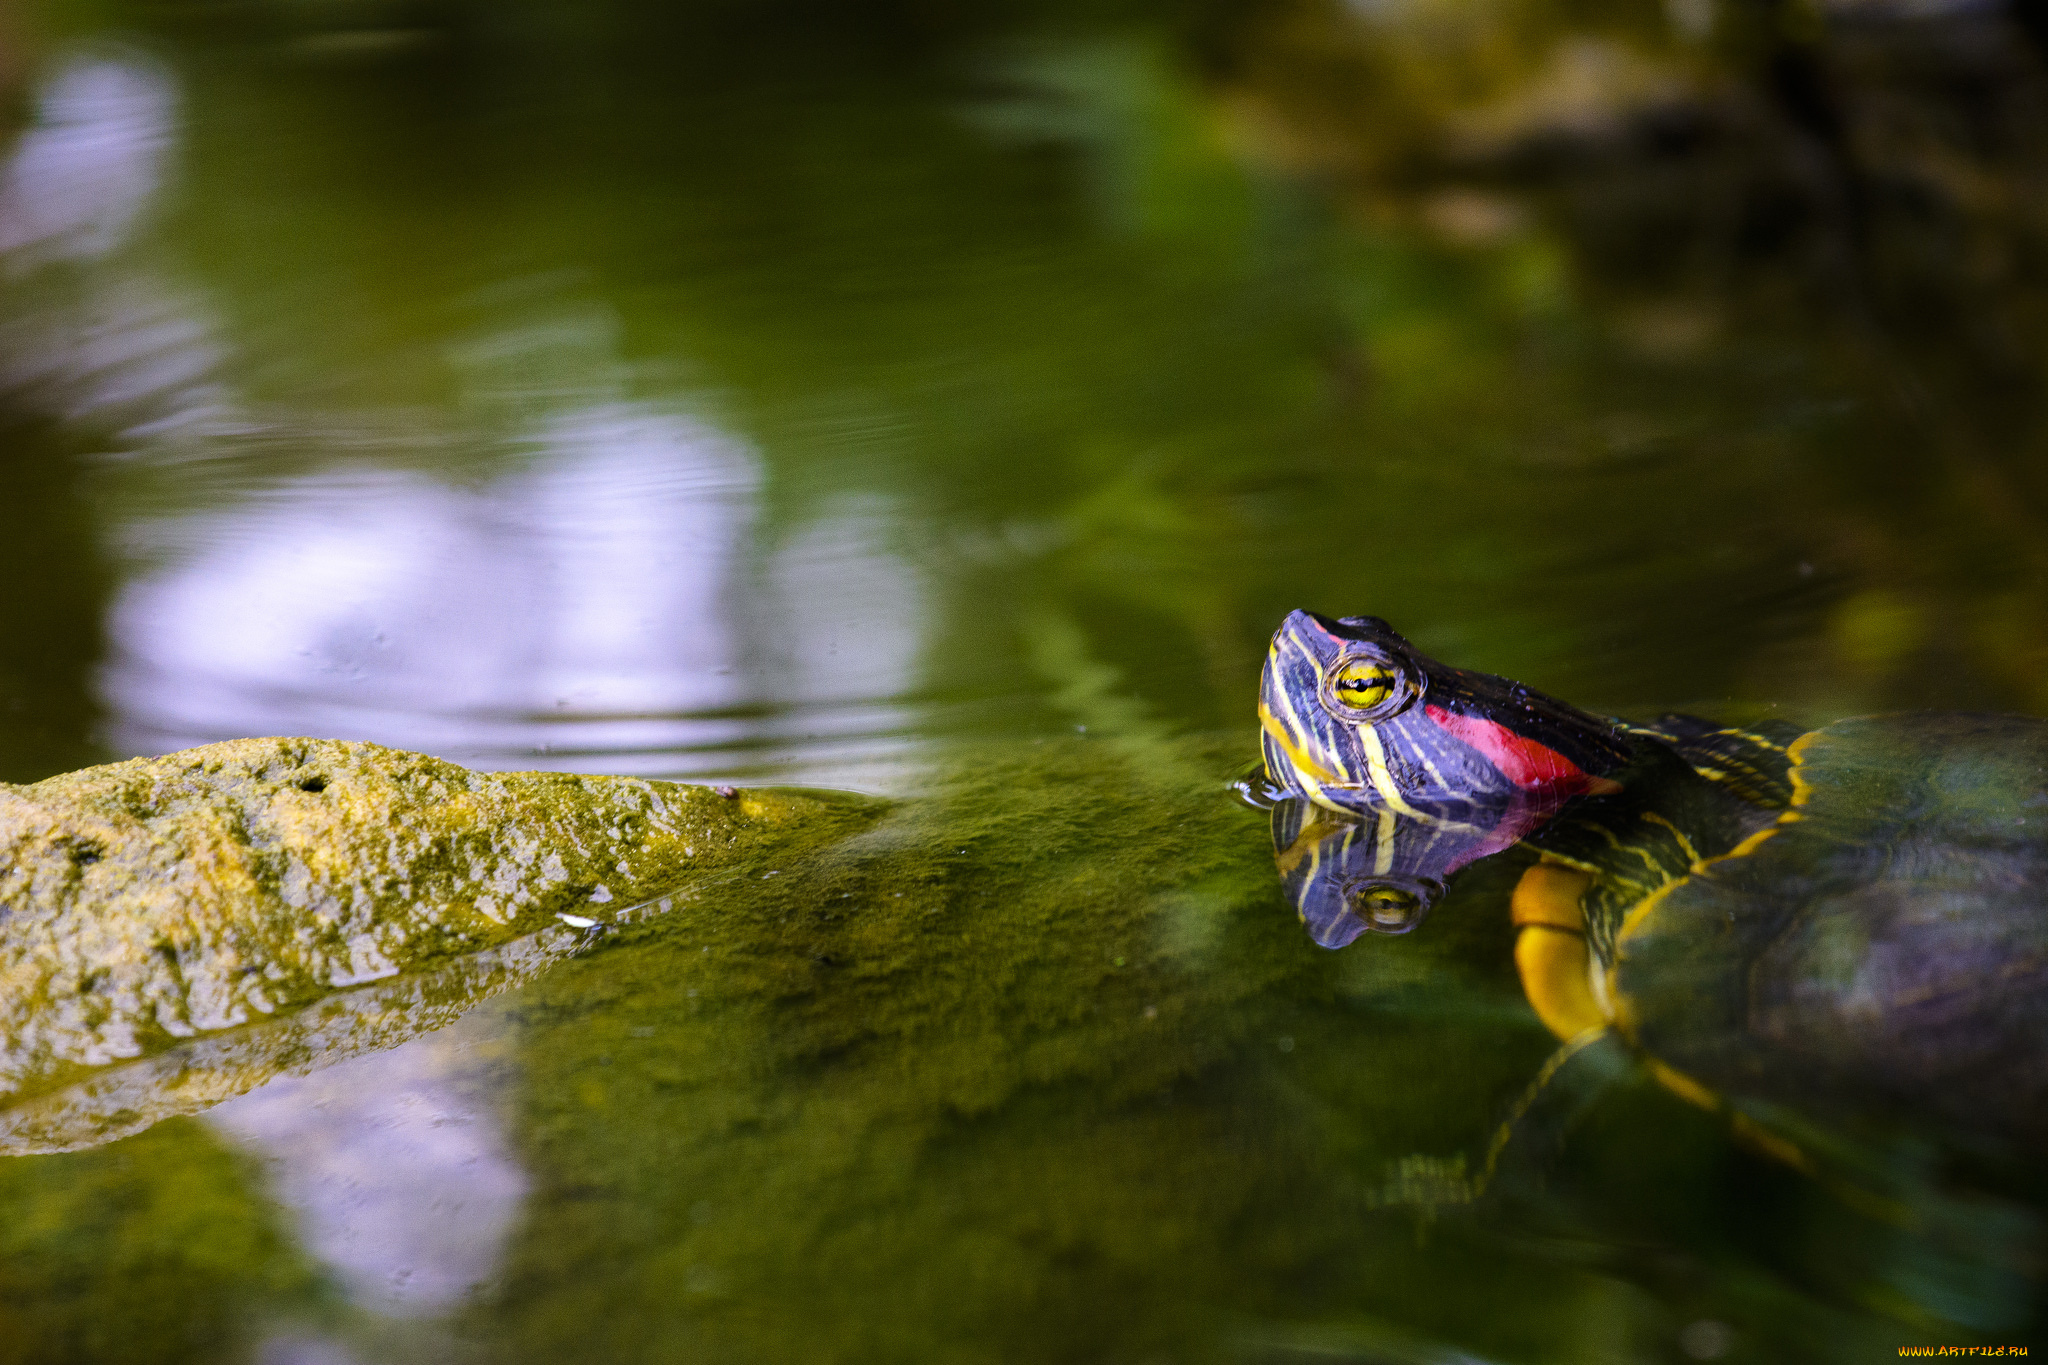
1258, 610, 1634, 817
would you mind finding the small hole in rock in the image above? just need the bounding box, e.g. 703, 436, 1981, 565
299, 776, 328, 793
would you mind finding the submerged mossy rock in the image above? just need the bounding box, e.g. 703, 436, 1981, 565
0, 737, 877, 1151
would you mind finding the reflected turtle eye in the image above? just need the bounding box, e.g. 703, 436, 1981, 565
1357, 884, 1418, 923
1342, 875, 1443, 935
1319, 649, 1420, 722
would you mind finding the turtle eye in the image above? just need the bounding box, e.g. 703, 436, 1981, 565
1344, 876, 1442, 934
1358, 884, 1418, 922
1320, 650, 1420, 722
1333, 659, 1396, 708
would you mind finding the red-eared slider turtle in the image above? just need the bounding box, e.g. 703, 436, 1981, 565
1257, 609, 2048, 1159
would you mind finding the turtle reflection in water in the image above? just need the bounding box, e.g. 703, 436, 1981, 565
1259, 609, 2048, 1168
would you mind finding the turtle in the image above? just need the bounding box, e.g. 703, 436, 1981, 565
1256, 608, 2048, 1162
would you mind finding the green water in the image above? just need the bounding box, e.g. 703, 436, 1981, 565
3, 0, 2048, 1358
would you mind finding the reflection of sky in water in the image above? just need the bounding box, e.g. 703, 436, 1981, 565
98, 432, 929, 785
102, 408, 762, 767
755, 493, 932, 775
0, 51, 236, 438
255, 1334, 367, 1365
208, 1011, 525, 1317
0, 51, 930, 787
0, 52, 173, 265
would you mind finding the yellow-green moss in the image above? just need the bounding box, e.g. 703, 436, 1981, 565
0, 738, 878, 1150
464, 735, 1592, 1365
0, 1119, 317, 1365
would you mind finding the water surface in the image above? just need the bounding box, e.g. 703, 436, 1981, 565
3, 0, 2048, 1359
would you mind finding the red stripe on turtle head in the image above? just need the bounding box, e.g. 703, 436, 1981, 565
1425, 704, 1622, 796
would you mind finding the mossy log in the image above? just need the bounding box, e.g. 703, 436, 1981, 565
0, 737, 876, 1152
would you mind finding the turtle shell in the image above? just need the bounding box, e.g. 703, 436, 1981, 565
1610, 713, 2048, 1152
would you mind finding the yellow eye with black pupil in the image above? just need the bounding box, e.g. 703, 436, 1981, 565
1319, 651, 1419, 721
1333, 661, 1394, 706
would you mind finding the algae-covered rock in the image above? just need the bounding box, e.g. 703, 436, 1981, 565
0, 738, 877, 1151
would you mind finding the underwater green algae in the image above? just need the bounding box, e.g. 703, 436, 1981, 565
0, 1118, 316, 1365
0, 738, 876, 1150
463, 735, 1574, 1363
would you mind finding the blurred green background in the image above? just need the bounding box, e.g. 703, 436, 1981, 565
2, 0, 2047, 1359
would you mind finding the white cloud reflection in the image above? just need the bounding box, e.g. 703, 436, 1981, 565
254, 1334, 368, 1365
0, 50, 935, 790
0, 51, 244, 440
0, 52, 175, 265
101, 405, 763, 771
749, 493, 930, 786
98, 410, 935, 787
208, 1010, 525, 1317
